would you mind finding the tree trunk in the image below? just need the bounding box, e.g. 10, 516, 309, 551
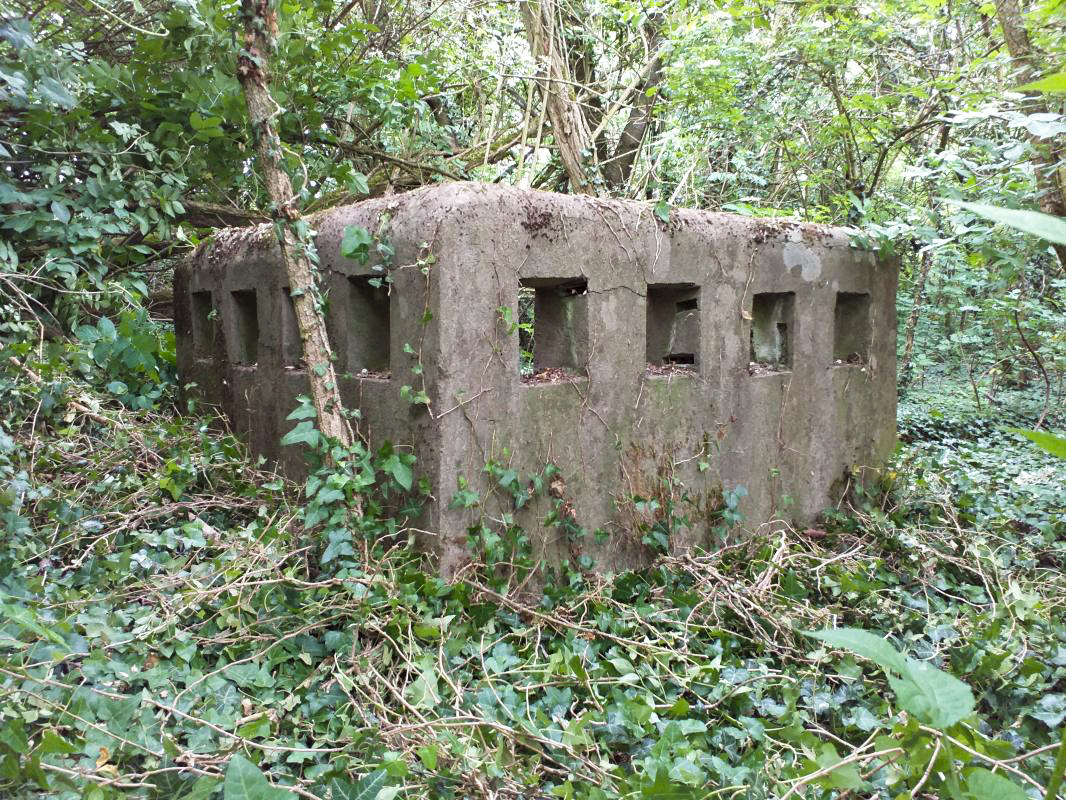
900, 248, 933, 381
520, 0, 598, 195
994, 0, 1066, 269
236, 0, 353, 450
602, 18, 664, 191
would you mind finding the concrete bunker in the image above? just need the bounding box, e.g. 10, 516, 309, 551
175, 182, 897, 574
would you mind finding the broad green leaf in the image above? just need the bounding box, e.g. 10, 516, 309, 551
1018, 72, 1066, 93
806, 629, 975, 728
888, 660, 975, 729
37, 730, 77, 755
223, 755, 294, 800
804, 629, 909, 675
332, 769, 387, 800
653, 200, 671, 223
38, 76, 76, 108
945, 200, 1066, 246
1008, 429, 1066, 460
963, 767, 1028, 800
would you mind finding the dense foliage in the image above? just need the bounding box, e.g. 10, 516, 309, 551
1, 0, 1064, 798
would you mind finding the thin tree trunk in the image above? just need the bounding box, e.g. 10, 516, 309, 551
901, 161, 949, 380
994, 0, 1066, 269
236, 0, 353, 450
602, 19, 664, 191
900, 248, 933, 380
520, 0, 597, 195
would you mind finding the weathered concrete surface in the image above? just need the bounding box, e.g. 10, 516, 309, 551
175, 182, 897, 574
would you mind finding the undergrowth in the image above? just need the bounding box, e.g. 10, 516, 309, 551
1, 327, 1064, 800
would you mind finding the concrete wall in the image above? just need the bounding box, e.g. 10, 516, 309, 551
175, 182, 897, 574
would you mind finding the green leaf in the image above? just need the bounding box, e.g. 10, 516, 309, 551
235, 715, 272, 739
417, 744, 438, 770
340, 225, 373, 264
804, 629, 909, 675
51, 200, 70, 224
38, 76, 76, 108
1008, 429, 1066, 460
349, 172, 370, 196
179, 776, 222, 800
653, 200, 671, 223
37, 730, 77, 755
944, 200, 1066, 246
805, 628, 975, 728
383, 453, 412, 490
281, 420, 321, 448
223, 755, 294, 800
1018, 72, 1066, 93
813, 743, 864, 790
0, 600, 66, 645
405, 662, 439, 709
332, 769, 387, 800
888, 660, 975, 729
963, 767, 1028, 800
0, 719, 28, 753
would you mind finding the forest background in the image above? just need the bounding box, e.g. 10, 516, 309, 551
1, 0, 1065, 798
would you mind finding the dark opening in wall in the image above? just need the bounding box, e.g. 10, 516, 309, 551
646, 283, 700, 373
347, 276, 390, 376
231, 290, 259, 365
280, 287, 302, 367
833, 291, 871, 365
519, 278, 589, 380
191, 291, 217, 360
749, 292, 794, 372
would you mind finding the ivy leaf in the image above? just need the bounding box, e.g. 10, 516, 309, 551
405, 662, 440, 709
383, 453, 412, 490
332, 769, 388, 800
962, 767, 1028, 800
349, 172, 370, 196
340, 225, 373, 264
281, 420, 321, 448
223, 755, 294, 800
0, 600, 66, 645
653, 200, 671, 223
